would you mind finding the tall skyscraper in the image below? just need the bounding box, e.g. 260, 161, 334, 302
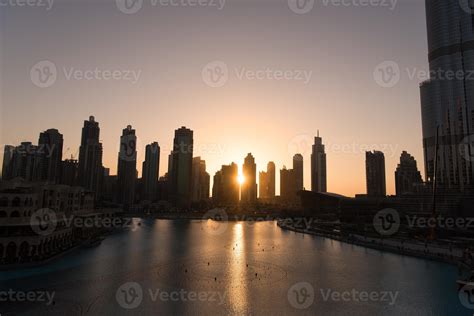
117, 125, 137, 206
241, 153, 257, 203
395, 151, 423, 196
259, 171, 268, 199
78, 116, 103, 196
1, 145, 14, 180
191, 157, 210, 202
311, 132, 327, 192
142, 142, 160, 201
280, 166, 296, 200
293, 153, 303, 192
212, 162, 239, 205
267, 161, 276, 198
366, 151, 386, 197
38, 128, 63, 183
169, 126, 193, 208
420, 1, 474, 192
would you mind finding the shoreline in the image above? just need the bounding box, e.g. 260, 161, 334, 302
277, 222, 464, 266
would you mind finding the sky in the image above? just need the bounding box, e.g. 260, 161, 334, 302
0, 0, 429, 197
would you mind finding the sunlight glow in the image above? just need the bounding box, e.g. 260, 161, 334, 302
238, 174, 245, 185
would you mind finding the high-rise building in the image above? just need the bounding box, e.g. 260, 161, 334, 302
9, 142, 43, 181
212, 162, 239, 205
60, 158, 78, 186
78, 116, 103, 196
395, 151, 423, 196
38, 128, 63, 183
142, 142, 160, 201
2, 145, 14, 180
117, 125, 137, 206
169, 127, 193, 208
191, 157, 210, 202
420, 1, 474, 192
267, 161, 276, 198
241, 153, 257, 204
366, 151, 386, 197
293, 153, 303, 192
311, 132, 327, 192
280, 166, 296, 200
259, 171, 268, 199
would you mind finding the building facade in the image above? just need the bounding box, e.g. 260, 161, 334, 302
241, 153, 257, 204
78, 116, 103, 197
366, 151, 386, 197
117, 125, 137, 206
420, 1, 474, 192
142, 142, 160, 201
311, 133, 327, 192
169, 127, 193, 208
395, 151, 423, 196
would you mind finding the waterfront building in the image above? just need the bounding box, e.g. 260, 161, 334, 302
366, 151, 386, 197
311, 132, 327, 192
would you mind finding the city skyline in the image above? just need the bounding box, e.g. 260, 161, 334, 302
0, 116, 423, 198
0, 0, 428, 197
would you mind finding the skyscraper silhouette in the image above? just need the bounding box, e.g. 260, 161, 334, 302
117, 125, 137, 206
366, 151, 386, 197
191, 157, 210, 203
169, 126, 193, 208
293, 153, 303, 192
38, 128, 63, 183
78, 116, 103, 196
311, 132, 327, 192
212, 162, 239, 205
142, 142, 160, 201
267, 161, 276, 198
241, 153, 257, 204
420, 1, 474, 192
395, 151, 423, 196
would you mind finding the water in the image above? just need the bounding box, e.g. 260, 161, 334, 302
0, 219, 469, 315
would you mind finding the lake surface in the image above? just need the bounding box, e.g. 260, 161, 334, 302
0, 219, 470, 315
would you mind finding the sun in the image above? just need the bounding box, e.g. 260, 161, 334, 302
238, 174, 245, 185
